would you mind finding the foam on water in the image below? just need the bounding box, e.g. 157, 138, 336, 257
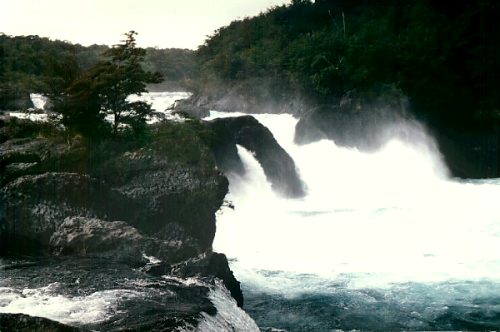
211, 112, 500, 296
197, 280, 260, 332
0, 283, 143, 325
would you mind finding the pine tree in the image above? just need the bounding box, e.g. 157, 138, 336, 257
57, 31, 163, 136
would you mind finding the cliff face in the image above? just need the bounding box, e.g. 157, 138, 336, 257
0, 118, 253, 330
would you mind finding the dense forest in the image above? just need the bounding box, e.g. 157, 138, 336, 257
195, 0, 499, 130
2, 0, 499, 131
0, 34, 196, 110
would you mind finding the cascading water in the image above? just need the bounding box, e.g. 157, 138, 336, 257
209, 112, 500, 331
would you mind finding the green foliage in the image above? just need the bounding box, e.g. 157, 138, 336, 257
150, 119, 215, 166
0, 34, 81, 110
0, 117, 63, 143
143, 48, 198, 89
55, 31, 163, 137
196, 0, 500, 128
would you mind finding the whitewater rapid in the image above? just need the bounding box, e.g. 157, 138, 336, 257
209, 111, 500, 330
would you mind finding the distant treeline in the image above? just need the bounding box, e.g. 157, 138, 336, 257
0, 34, 196, 109
196, 0, 499, 129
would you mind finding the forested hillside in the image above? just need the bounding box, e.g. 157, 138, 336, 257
0, 34, 196, 110
196, 0, 499, 129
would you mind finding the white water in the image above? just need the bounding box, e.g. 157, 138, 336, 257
0, 283, 143, 325
10, 92, 191, 124
211, 112, 500, 296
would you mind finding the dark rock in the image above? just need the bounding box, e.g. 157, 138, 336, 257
0, 313, 85, 332
0, 137, 87, 185
0, 89, 34, 111
432, 126, 500, 178
294, 87, 500, 179
0, 172, 133, 255
208, 115, 305, 198
173, 96, 211, 118
93, 147, 228, 251
49, 217, 199, 264
0, 257, 219, 332
295, 88, 410, 151
171, 252, 244, 308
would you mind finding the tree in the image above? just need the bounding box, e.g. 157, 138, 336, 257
56, 31, 163, 136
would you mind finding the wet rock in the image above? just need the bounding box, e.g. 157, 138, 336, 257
173, 96, 211, 118
295, 88, 410, 151
0, 313, 85, 332
0, 89, 34, 111
0, 172, 133, 255
49, 217, 199, 264
208, 115, 305, 198
93, 147, 228, 251
171, 252, 244, 308
0, 137, 87, 185
431, 126, 500, 178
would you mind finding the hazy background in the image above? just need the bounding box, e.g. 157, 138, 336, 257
1, 0, 289, 49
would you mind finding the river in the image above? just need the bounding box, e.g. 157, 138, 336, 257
209, 111, 500, 331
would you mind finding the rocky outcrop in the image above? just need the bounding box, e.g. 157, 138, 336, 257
173, 96, 211, 118
0, 172, 132, 255
294, 87, 500, 179
92, 147, 228, 250
0, 119, 246, 326
295, 88, 411, 151
0, 257, 240, 331
431, 126, 500, 178
0, 90, 34, 111
0, 313, 85, 332
48, 217, 199, 263
171, 252, 244, 308
208, 115, 305, 198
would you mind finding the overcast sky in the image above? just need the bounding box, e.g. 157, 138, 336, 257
1, 0, 290, 49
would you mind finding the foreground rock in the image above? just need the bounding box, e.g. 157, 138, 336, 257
208, 115, 305, 198
0, 257, 258, 331
0, 119, 254, 330
0, 313, 85, 332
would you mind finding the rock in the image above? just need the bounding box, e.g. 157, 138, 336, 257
0, 137, 87, 185
0, 172, 133, 255
0, 313, 85, 332
0, 89, 34, 111
0, 119, 247, 309
293, 86, 500, 179
432, 126, 500, 178
92, 147, 228, 251
171, 252, 244, 308
173, 96, 211, 118
208, 115, 305, 198
49, 217, 199, 264
295, 88, 410, 151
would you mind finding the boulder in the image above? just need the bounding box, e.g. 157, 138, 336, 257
432, 126, 500, 178
208, 115, 305, 198
92, 147, 228, 250
173, 96, 211, 118
0, 172, 133, 255
295, 88, 410, 151
49, 217, 199, 264
0, 89, 34, 111
0, 313, 85, 332
171, 252, 244, 308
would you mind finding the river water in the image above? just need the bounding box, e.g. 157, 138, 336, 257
209, 112, 500, 331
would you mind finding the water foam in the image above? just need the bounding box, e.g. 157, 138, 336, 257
0, 283, 143, 325
212, 112, 500, 295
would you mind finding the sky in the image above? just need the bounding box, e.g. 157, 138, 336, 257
1, 0, 290, 49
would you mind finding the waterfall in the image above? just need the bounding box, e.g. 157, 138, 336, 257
210, 111, 500, 331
